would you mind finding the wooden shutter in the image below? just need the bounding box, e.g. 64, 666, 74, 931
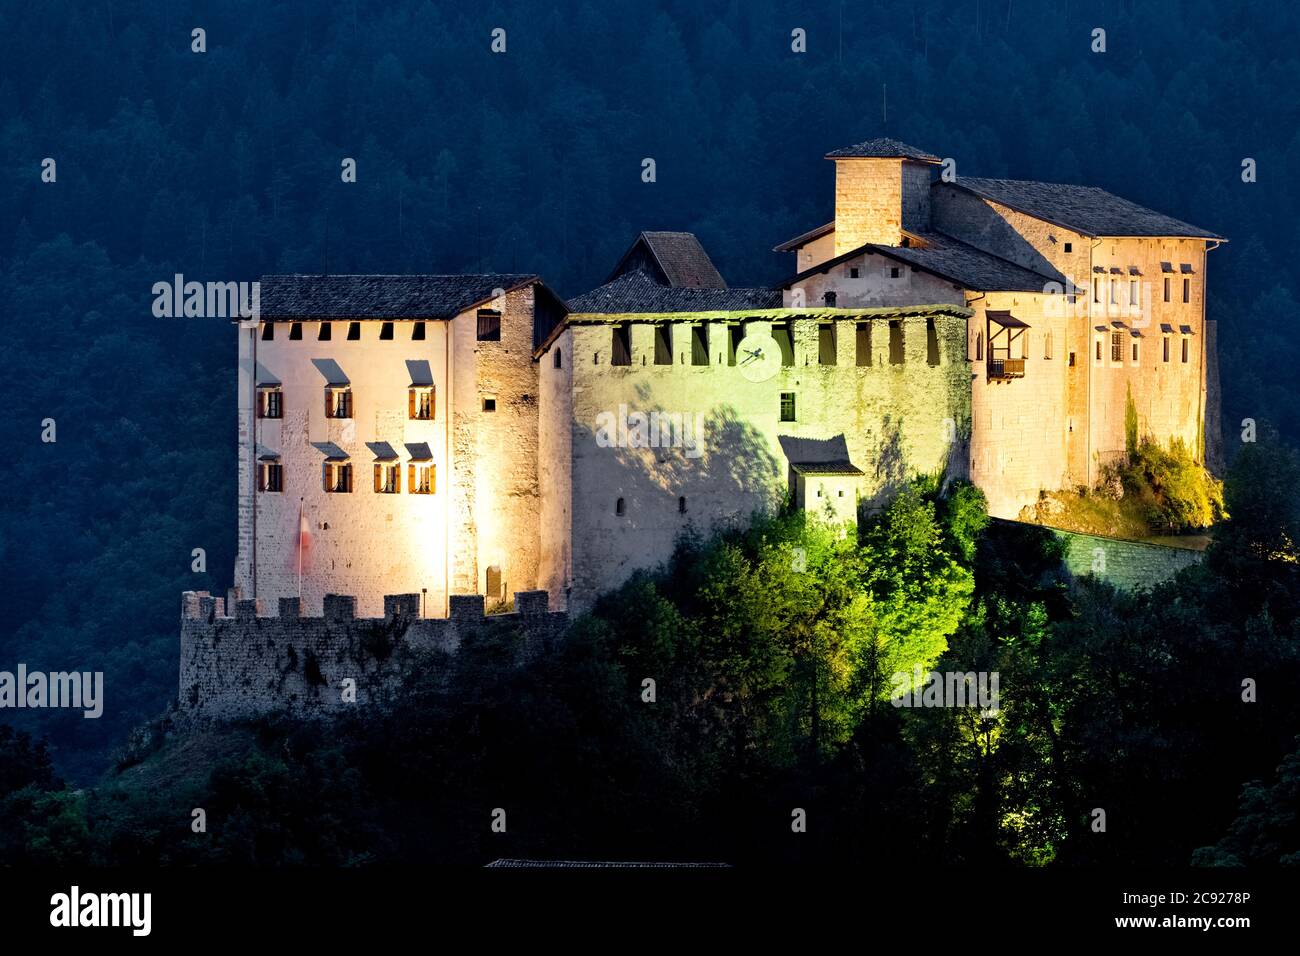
431, 386, 436, 420
408, 389, 416, 419
408, 463, 415, 493
374, 463, 381, 492
325, 390, 332, 418
430, 464, 436, 494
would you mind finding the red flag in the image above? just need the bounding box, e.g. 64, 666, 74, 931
291, 502, 312, 578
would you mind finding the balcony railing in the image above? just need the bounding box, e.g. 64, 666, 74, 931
987, 357, 1025, 379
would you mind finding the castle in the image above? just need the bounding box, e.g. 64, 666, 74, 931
230, 138, 1222, 620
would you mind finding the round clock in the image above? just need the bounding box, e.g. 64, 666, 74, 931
737, 330, 782, 383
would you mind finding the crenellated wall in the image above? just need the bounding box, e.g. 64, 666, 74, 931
178, 589, 567, 723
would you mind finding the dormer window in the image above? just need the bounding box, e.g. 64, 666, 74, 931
325, 386, 352, 419
257, 386, 283, 419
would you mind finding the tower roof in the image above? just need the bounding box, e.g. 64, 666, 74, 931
825, 137, 941, 162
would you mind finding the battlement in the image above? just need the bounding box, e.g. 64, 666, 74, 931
178, 589, 567, 724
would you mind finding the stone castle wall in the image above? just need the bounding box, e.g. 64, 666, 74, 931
1049, 527, 1204, 590
178, 589, 567, 723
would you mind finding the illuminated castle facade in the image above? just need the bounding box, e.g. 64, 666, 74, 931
234, 138, 1222, 616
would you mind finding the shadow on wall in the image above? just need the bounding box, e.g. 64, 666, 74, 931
575, 403, 785, 552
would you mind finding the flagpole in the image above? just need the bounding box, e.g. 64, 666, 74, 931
298, 497, 304, 599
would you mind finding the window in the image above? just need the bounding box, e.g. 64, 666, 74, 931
691, 325, 708, 366
325, 387, 352, 419
888, 320, 904, 364
654, 326, 672, 365
1111, 332, 1123, 363
318, 322, 332, 341
347, 322, 361, 340
1044, 330, 1053, 360
1163, 336, 1170, 363
1109, 279, 1118, 306
258, 461, 282, 493
975, 331, 983, 362
289, 323, 302, 340
849, 267, 860, 279
1095, 340, 1102, 363
408, 462, 434, 494
856, 322, 872, 367
611, 323, 631, 366
818, 324, 836, 365
1183, 278, 1190, 304
324, 462, 352, 493
727, 325, 742, 366
1064, 242, 1073, 253
408, 387, 434, 420
380, 322, 394, 341
779, 392, 796, 422
615, 497, 626, 516
412, 322, 426, 341
482, 397, 496, 412
1132, 340, 1140, 363
554, 349, 562, 369
374, 462, 400, 494
889, 266, 901, 279
925, 318, 939, 366
486, 565, 502, 599
823, 290, 837, 307
257, 387, 283, 419
773, 322, 795, 366
477, 310, 502, 341
1130, 280, 1139, 308
678, 496, 687, 514
1164, 277, 1171, 302
261, 323, 274, 341
1092, 278, 1100, 304
1069, 351, 1076, 367
1182, 337, 1189, 363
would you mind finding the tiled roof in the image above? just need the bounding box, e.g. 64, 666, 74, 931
790, 460, 864, 476
773, 221, 834, 253
779, 231, 1056, 293
942, 178, 1221, 239
608, 232, 728, 289
568, 270, 781, 314
825, 137, 940, 162
258, 274, 538, 320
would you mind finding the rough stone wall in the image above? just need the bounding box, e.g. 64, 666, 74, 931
834, 158, 906, 252
786, 249, 965, 310
178, 589, 566, 723
453, 285, 543, 604
234, 318, 452, 618
968, 291, 1074, 518
1049, 528, 1204, 590
538, 328, 574, 608
549, 308, 971, 612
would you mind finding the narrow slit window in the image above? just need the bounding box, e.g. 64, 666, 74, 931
779, 392, 796, 422
554, 349, 562, 369
611, 323, 631, 366
615, 497, 626, 516
925, 318, 940, 366
654, 325, 672, 365
856, 322, 872, 367
691, 325, 708, 366
727, 325, 742, 366
888, 320, 904, 364
818, 324, 836, 365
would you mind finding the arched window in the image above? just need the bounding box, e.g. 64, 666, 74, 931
615, 497, 626, 516
554, 349, 562, 369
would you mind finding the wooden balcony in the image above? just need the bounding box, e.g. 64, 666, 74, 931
987, 357, 1025, 380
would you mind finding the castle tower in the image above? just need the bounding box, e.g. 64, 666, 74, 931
826, 138, 941, 253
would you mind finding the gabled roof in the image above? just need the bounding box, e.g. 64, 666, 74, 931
568, 270, 780, 315
825, 137, 941, 162
940, 178, 1222, 239
773, 221, 834, 253
607, 231, 727, 289
778, 231, 1056, 294
258, 274, 541, 320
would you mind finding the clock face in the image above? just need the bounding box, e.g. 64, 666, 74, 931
737, 331, 782, 383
